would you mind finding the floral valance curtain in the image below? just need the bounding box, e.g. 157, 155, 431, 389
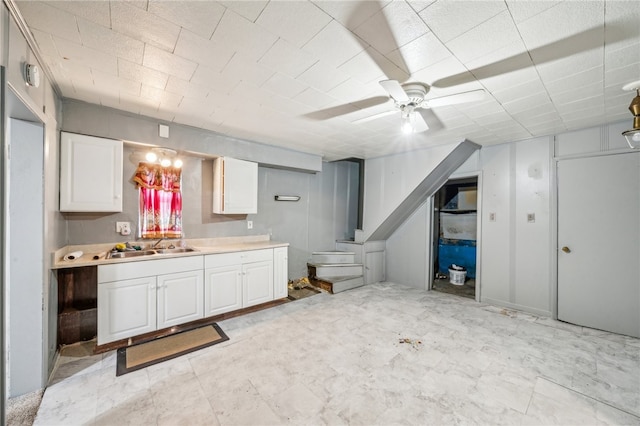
133, 162, 182, 239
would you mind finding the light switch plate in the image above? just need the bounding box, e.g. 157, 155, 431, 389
247, 220, 253, 229
489, 212, 496, 222
527, 213, 535, 223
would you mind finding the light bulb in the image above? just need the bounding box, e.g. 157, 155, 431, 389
146, 152, 157, 162
401, 113, 414, 134
160, 158, 172, 167
173, 159, 183, 168
633, 132, 640, 142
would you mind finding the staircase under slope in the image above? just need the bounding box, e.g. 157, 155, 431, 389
307, 251, 364, 294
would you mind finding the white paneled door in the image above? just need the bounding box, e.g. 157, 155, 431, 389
557, 153, 640, 338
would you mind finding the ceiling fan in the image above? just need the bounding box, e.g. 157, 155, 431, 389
304, 1, 624, 135
352, 79, 485, 134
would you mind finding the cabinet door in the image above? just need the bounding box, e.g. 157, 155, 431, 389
365, 250, 385, 285
60, 132, 123, 212
273, 247, 288, 299
204, 265, 243, 316
243, 260, 273, 307
157, 270, 204, 329
97, 277, 156, 345
213, 157, 258, 214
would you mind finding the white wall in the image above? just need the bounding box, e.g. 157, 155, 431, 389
384, 119, 633, 317
362, 143, 458, 241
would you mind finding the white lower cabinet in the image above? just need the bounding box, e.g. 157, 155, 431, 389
97, 276, 156, 344
204, 264, 242, 317
98, 256, 204, 345
205, 248, 281, 315
98, 246, 288, 345
273, 247, 288, 299
243, 260, 273, 307
157, 270, 204, 329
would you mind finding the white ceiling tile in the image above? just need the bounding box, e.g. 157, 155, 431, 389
297, 61, 349, 93
53, 36, 118, 75
605, 62, 640, 90
221, 54, 274, 88
174, 30, 235, 73
311, 0, 389, 30
77, 18, 144, 64
386, 31, 451, 74
605, 42, 640, 72
47, 1, 110, 27
502, 92, 554, 115
406, 0, 436, 14
211, 9, 279, 61
143, 44, 197, 81
604, 1, 640, 51
31, 29, 59, 57
263, 73, 309, 99
256, 1, 332, 48
354, 1, 429, 55
505, 0, 562, 24
118, 58, 169, 90
91, 69, 141, 96
294, 87, 338, 109
110, 1, 181, 52
492, 79, 547, 105
518, 1, 603, 51
258, 38, 317, 78
536, 50, 604, 84
16, 1, 80, 43
338, 46, 407, 84
544, 66, 603, 96
190, 65, 240, 94
445, 11, 521, 64
303, 20, 364, 68
419, 0, 506, 43
165, 76, 210, 100
148, 0, 225, 39
217, 1, 269, 23
412, 56, 468, 86
327, 78, 381, 104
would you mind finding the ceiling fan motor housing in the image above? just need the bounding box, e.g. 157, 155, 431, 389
401, 83, 430, 107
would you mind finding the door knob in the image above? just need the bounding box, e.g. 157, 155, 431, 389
561, 246, 571, 253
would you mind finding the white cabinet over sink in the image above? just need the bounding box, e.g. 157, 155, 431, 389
97, 256, 204, 345
59, 131, 123, 212
213, 157, 258, 214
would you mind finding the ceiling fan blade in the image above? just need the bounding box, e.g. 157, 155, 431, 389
416, 108, 444, 132
426, 89, 485, 108
303, 96, 390, 120
347, 1, 409, 82
432, 25, 624, 89
352, 109, 397, 124
380, 80, 409, 103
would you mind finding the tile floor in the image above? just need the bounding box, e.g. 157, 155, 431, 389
36, 282, 640, 425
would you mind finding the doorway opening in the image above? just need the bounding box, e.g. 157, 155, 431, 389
431, 177, 478, 299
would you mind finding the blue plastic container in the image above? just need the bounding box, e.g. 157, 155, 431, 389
438, 238, 476, 278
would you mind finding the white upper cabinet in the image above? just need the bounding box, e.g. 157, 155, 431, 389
59, 132, 123, 212
213, 157, 258, 214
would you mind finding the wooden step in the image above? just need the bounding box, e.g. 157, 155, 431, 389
308, 275, 364, 294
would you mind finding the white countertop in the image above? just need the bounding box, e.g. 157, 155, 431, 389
52, 235, 288, 269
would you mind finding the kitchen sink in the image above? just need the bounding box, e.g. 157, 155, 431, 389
106, 249, 157, 259
106, 247, 197, 259
154, 247, 197, 254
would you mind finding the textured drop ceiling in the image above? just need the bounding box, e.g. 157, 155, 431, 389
13, 0, 640, 161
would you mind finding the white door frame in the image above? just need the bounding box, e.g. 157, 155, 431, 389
429, 171, 483, 302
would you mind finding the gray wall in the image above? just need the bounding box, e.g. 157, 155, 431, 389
65, 144, 357, 280
2, 2, 64, 396
62, 99, 322, 173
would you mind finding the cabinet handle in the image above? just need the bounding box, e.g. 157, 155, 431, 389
150, 284, 156, 290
